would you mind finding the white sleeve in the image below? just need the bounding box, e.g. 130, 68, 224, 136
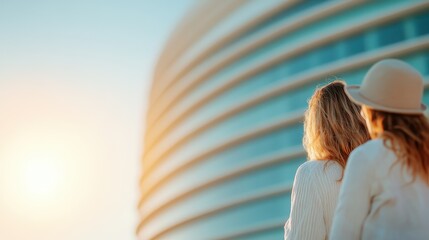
330, 147, 373, 240
284, 163, 326, 240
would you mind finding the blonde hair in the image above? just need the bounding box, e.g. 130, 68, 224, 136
362, 106, 429, 184
303, 81, 370, 174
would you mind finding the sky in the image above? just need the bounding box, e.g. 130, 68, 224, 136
0, 0, 195, 239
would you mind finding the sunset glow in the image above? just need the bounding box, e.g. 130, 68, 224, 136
0, 125, 88, 224
0, 0, 190, 239
20, 153, 63, 201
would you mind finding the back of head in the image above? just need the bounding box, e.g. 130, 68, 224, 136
362, 107, 429, 183
304, 80, 370, 170
345, 58, 429, 184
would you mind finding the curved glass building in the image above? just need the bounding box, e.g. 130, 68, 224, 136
138, 1, 429, 239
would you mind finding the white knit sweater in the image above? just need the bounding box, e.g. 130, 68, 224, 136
330, 139, 429, 240
284, 160, 342, 240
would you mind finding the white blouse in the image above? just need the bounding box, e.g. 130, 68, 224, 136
284, 160, 342, 240
330, 139, 429, 240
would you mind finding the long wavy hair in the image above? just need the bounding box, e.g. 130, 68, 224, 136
303, 81, 370, 176
362, 106, 429, 184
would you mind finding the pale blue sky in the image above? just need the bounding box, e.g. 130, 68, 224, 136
0, 0, 195, 239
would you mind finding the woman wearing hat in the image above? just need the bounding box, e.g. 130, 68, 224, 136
330, 59, 429, 240
284, 81, 370, 240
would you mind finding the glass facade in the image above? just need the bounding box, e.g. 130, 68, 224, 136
139, 1, 429, 240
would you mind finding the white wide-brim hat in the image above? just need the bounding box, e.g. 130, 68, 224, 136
345, 59, 427, 114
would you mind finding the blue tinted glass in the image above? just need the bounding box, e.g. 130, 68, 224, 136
174, 76, 340, 159
159, 193, 291, 240
186, 124, 304, 180
337, 68, 368, 85
229, 0, 327, 47
173, 2, 404, 128
423, 89, 429, 106
343, 34, 366, 56
377, 20, 406, 46
425, 53, 429, 75
146, 156, 304, 240
145, 123, 304, 206
179, 20, 395, 134
414, 11, 429, 36
315, 43, 341, 65
288, 52, 314, 75
235, 228, 284, 240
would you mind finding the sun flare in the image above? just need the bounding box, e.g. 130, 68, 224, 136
20, 153, 64, 201
0, 124, 95, 224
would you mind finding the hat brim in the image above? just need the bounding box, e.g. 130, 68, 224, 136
345, 85, 427, 114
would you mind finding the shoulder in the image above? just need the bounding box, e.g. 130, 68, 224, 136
295, 160, 341, 182
297, 160, 326, 175
345, 139, 392, 177
298, 160, 341, 173
349, 139, 389, 164
356, 139, 386, 152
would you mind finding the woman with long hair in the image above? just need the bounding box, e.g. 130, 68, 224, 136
284, 80, 370, 240
330, 59, 429, 240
